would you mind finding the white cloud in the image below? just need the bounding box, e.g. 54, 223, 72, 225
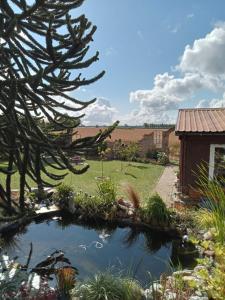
82, 98, 117, 126
196, 93, 225, 108
128, 72, 209, 124
55, 23, 225, 126
127, 23, 225, 125
121, 105, 175, 125
179, 23, 225, 77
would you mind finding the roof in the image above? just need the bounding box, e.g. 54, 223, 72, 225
175, 108, 225, 134
73, 127, 172, 143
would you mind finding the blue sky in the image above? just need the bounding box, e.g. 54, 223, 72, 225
72, 1, 225, 125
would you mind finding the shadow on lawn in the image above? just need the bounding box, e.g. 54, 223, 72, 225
124, 172, 137, 179
128, 164, 149, 170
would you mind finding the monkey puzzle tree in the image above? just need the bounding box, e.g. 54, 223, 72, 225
0, 0, 118, 212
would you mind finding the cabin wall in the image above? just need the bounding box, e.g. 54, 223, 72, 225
179, 135, 225, 195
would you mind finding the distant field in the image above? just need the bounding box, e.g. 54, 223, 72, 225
0, 160, 164, 200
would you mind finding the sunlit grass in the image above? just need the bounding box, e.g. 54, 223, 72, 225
0, 160, 164, 200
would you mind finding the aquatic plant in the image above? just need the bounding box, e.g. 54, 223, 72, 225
73, 271, 142, 300
142, 193, 170, 225
0, 251, 66, 299
56, 267, 77, 297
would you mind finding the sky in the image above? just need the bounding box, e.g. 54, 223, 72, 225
70, 1, 225, 125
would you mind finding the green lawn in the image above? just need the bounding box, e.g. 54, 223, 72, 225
0, 160, 164, 200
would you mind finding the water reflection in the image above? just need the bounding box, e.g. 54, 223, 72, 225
0, 215, 197, 284
122, 228, 172, 254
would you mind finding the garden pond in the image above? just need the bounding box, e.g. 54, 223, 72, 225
1, 215, 197, 286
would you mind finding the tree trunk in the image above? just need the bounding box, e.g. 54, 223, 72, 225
35, 146, 43, 201
6, 150, 14, 213
19, 144, 29, 211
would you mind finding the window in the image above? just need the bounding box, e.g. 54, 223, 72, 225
153, 131, 162, 148
209, 144, 225, 182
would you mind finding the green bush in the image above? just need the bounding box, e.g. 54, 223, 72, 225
97, 178, 117, 205
54, 183, 74, 208
74, 179, 117, 218
157, 152, 169, 165
146, 149, 158, 160
75, 191, 102, 215
194, 164, 225, 244
72, 272, 142, 300
142, 193, 170, 224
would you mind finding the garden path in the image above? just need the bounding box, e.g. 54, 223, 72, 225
154, 165, 178, 207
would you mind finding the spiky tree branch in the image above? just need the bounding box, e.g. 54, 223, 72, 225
0, 0, 118, 211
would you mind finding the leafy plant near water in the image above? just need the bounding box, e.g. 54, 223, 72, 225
56, 267, 77, 298
97, 178, 117, 205
194, 244, 225, 300
72, 271, 142, 300
142, 193, 170, 224
190, 164, 225, 299
123, 183, 141, 209
74, 179, 117, 218
54, 183, 75, 208
75, 191, 109, 216
0, 248, 75, 299
194, 164, 225, 244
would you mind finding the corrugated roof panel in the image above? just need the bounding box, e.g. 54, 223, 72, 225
176, 108, 225, 134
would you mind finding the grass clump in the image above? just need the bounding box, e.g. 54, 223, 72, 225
73, 272, 142, 300
142, 193, 170, 225
194, 164, 225, 244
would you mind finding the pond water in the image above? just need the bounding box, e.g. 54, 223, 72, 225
2, 216, 196, 286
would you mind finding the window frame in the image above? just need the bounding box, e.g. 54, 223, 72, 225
209, 144, 225, 180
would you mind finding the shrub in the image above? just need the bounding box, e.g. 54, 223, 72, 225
74, 180, 117, 219
194, 164, 225, 244
97, 178, 117, 205
142, 193, 170, 224
72, 272, 142, 300
157, 152, 169, 165
75, 191, 102, 215
54, 183, 74, 208
146, 149, 158, 160
196, 245, 225, 300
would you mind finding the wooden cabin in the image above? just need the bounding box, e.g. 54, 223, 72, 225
176, 108, 225, 198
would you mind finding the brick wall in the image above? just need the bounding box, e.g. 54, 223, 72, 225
139, 133, 154, 157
